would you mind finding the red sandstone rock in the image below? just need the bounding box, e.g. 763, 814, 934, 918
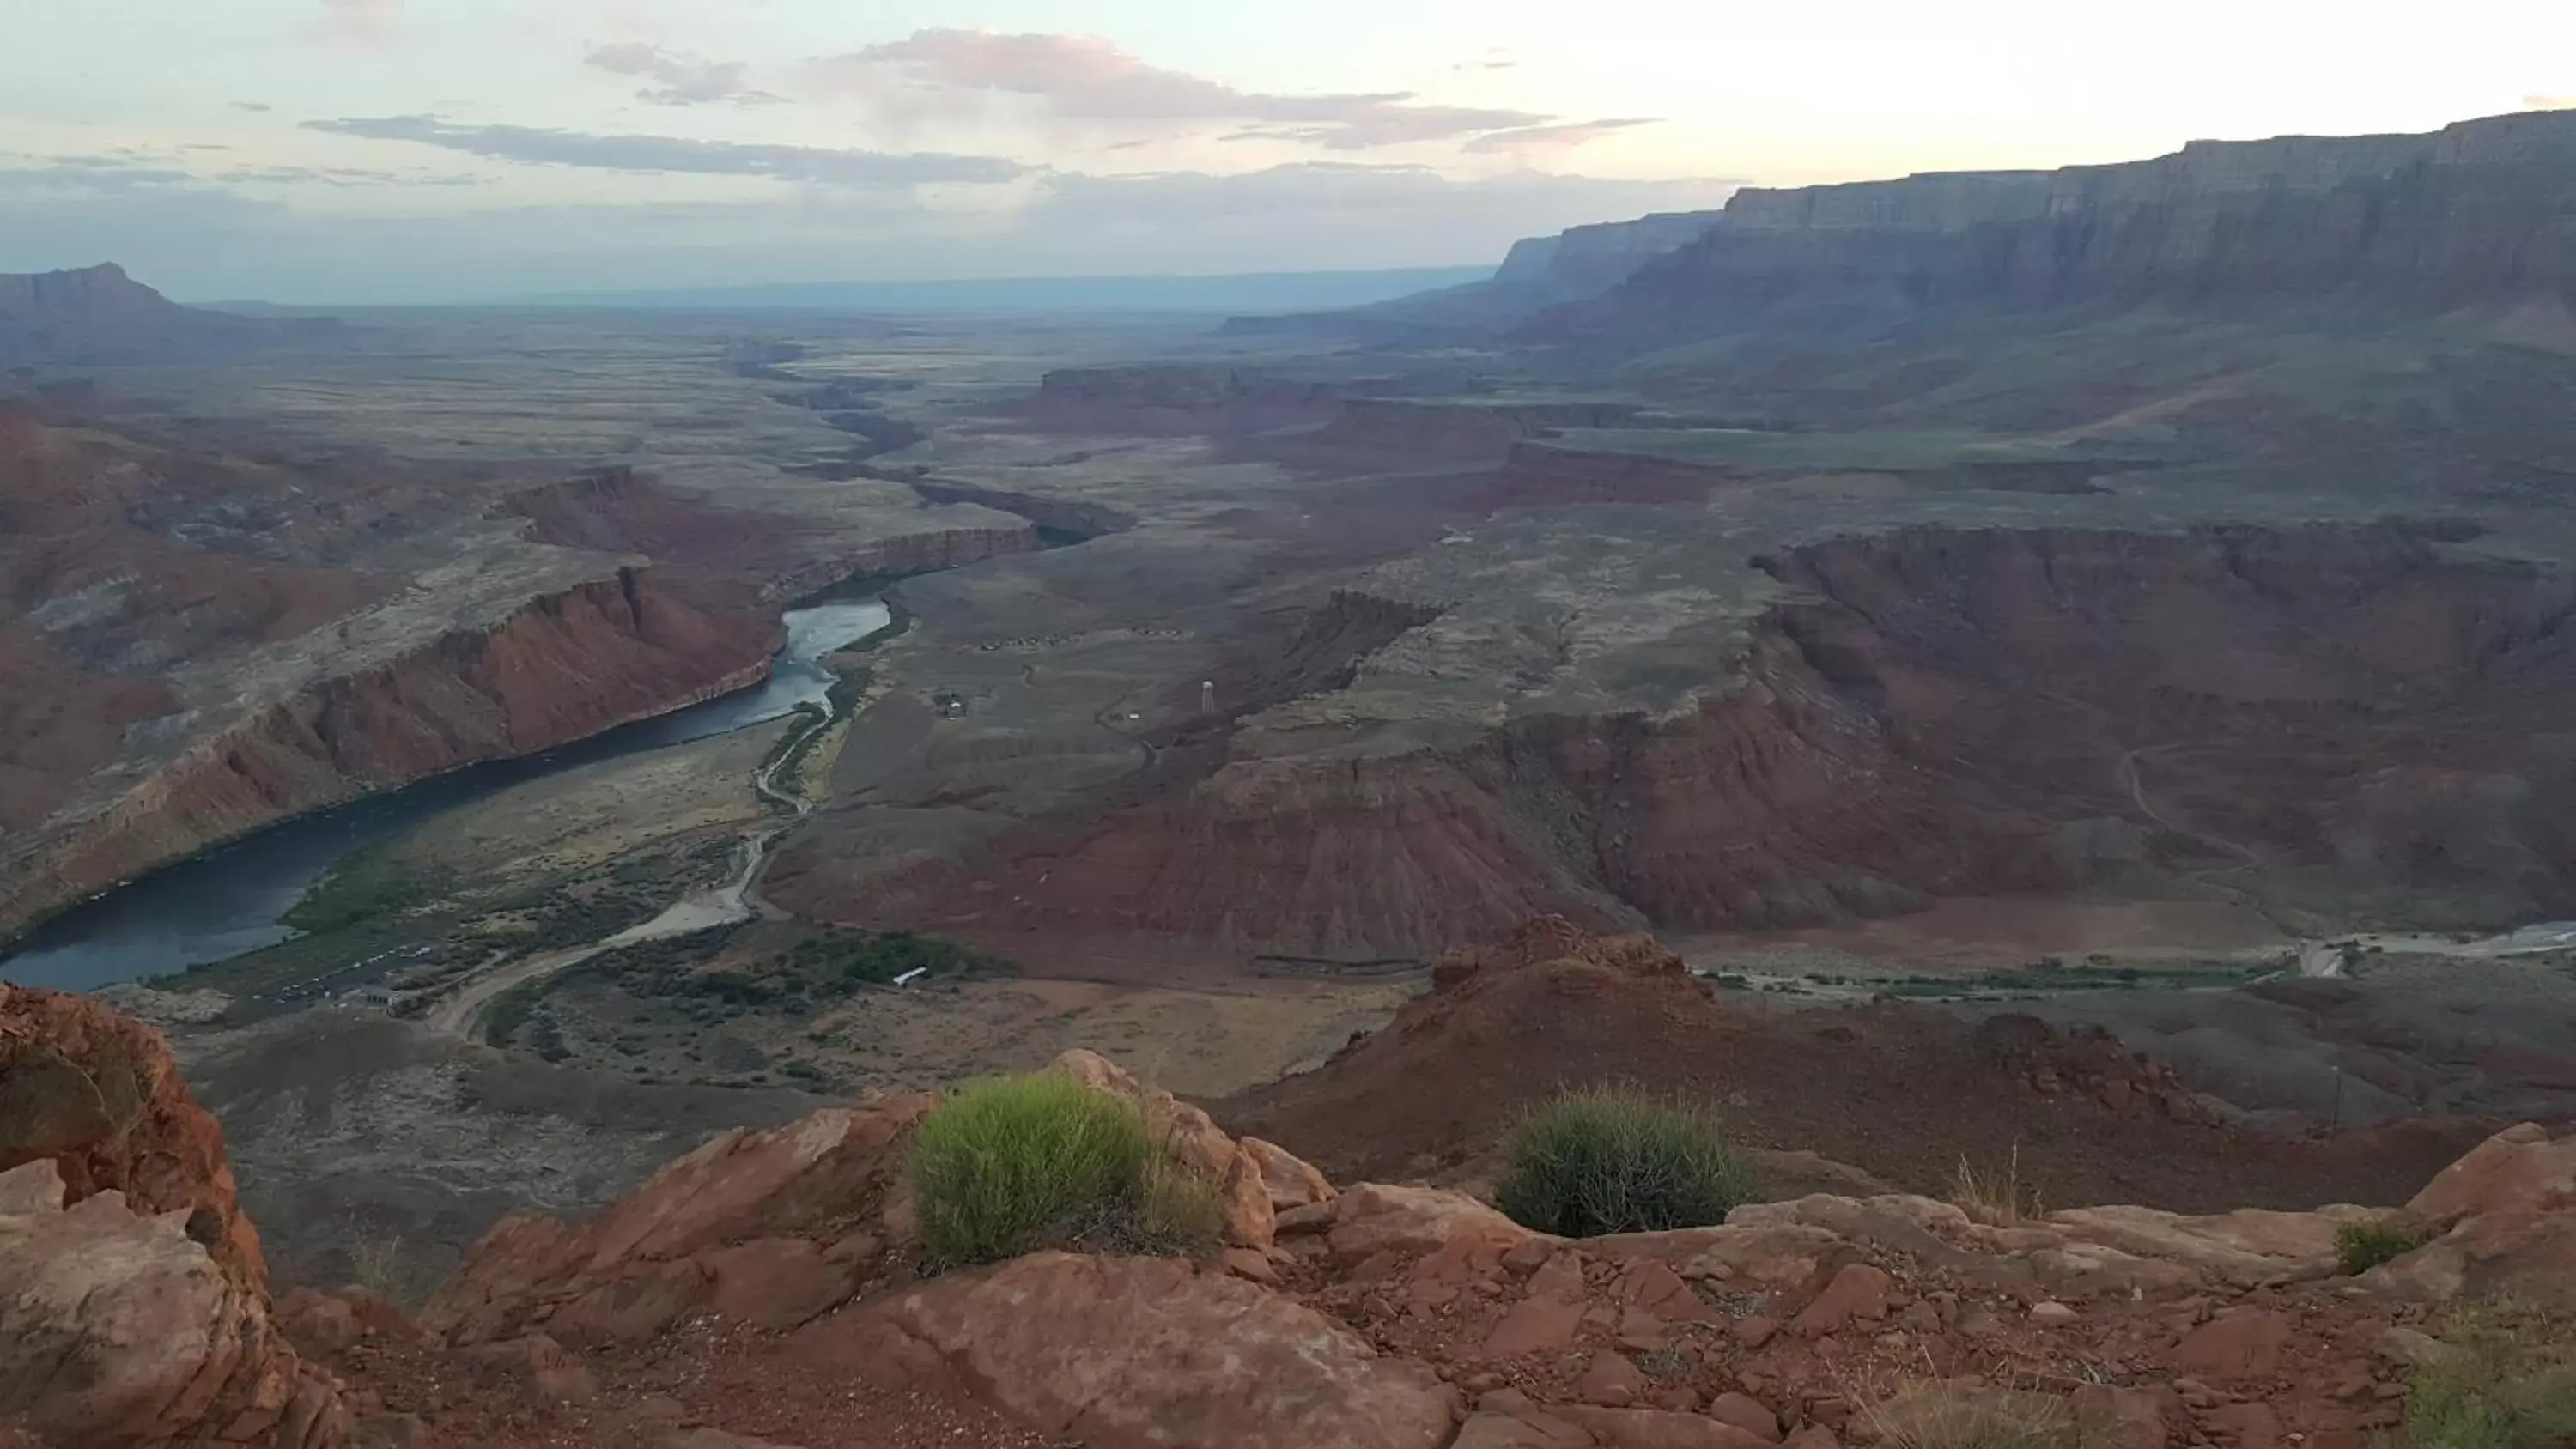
854, 1252, 1456, 1449
2169, 1307, 2293, 1382
0, 984, 264, 1287
0, 1160, 345, 1449
1704, 1392, 1781, 1442
1579, 1351, 1649, 1407
424, 1095, 933, 1346
1790, 1263, 1892, 1336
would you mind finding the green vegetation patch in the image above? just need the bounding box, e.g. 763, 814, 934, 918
2408, 1306, 2576, 1449
283, 850, 448, 933
501, 923, 1009, 1031
907, 1072, 1222, 1266
2336, 1217, 2433, 1276
1495, 1088, 1759, 1238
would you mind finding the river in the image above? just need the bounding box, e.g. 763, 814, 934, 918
0, 600, 890, 991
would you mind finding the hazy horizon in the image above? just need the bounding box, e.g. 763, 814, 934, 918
6, 0, 2571, 304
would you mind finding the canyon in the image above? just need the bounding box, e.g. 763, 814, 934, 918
7, 111, 2576, 1449
0, 355, 1042, 938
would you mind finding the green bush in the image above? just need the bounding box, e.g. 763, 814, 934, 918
1494, 1088, 1759, 1238
2337, 1217, 2431, 1275
2408, 1307, 2576, 1449
907, 1073, 1223, 1266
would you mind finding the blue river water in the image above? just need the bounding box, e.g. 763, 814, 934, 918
0, 601, 888, 991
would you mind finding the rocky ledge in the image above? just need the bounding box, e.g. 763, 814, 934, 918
6, 990, 2574, 1449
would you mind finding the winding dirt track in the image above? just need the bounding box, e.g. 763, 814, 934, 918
426, 710, 829, 1040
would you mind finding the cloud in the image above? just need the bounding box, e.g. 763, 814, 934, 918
0, 155, 203, 192
218, 164, 486, 188
1463, 118, 1659, 157
815, 30, 1546, 149
232, 102, 275, 114
1455, 50, 1519, 72
302, 116, 1029, 185
319, 0, 400, 39
585, 43, 775, 107
2529, 94, 2576, 112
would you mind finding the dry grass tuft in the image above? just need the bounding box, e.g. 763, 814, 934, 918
1951, 1143, 2042, 1228
1862, 1380, 2080, 1449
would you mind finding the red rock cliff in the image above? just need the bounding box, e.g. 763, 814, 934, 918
0, 567, 776, 937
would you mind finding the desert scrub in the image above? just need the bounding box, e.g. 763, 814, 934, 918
907, 1073, 1223, 1266
1494, 1088, 1758, 1238
2406, 1306, 2576, 1449
1862, 1383, 2077, 1449
2336, 1216, 2431, 1275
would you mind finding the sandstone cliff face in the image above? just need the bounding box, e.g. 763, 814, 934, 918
0, 985, 347, 1447
0, 567, 778, 937
1489, 210, 1730, 303
1540, 109, 2576, 348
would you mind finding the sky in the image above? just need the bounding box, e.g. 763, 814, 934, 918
3, 0, 2570, 303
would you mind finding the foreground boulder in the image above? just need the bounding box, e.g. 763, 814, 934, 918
812, 1252, 1456, 1449
423, 1094, 936, 1346
2372, 1120, 2576, 1309
0, 983, 264, 1286
0, 987, 344, 1448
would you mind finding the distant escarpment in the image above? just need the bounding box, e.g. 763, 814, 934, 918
0, 263, 320, 362
1219, 209, 1725, 340
1540, 109, 2576, 349
813, 521, 2576, 958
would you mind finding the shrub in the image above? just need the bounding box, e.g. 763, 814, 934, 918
1493, 1088, 1758, 1238
907, 1073, 1224, 1266
2407, 1307, 2576, 1449
2336, 1217, 2431, 1276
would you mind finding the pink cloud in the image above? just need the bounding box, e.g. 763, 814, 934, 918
815, 30, 1547, 149
320, 0, 401, 39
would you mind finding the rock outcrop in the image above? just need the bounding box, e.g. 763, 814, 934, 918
1220, 918, 2478, 1213
830, 1252, 1456, 1449
423, 1095, 938, 1348
0, 986, 345, 1447
2372, 1121, 2576, 1310
0, 985, 264, 1286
